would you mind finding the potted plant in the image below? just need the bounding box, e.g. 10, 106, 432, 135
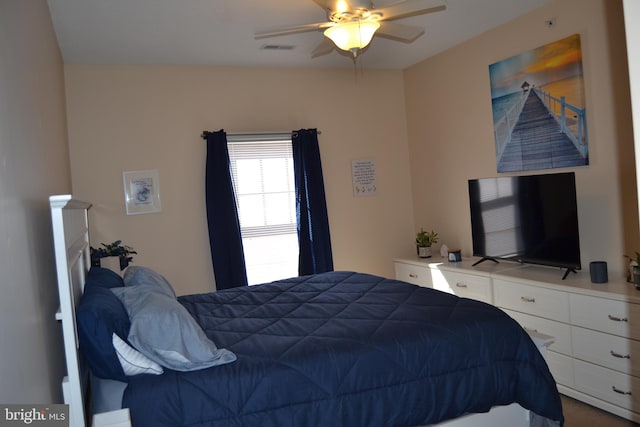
416, 228, 438, 258
90, 240, 137, 272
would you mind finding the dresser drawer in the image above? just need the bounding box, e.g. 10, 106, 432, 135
431, 270, 492, 303
572, 326, 640, 376
493, 279, 570, 323
502, 309, 571, 356
394, 262, 432, 288
574, 359, 640, 411
546, 351, 574, 387
570, 293, 640, 340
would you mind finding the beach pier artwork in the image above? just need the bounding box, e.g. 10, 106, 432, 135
489, 34, 588, 173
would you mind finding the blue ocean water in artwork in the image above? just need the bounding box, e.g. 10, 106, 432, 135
491, 92, 521, 125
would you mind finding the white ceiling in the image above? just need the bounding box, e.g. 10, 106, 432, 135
47, 0, 552, 70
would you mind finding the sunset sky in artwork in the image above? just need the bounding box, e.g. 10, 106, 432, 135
489, 34, 583, 99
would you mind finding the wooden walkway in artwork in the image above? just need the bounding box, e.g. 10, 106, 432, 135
497, 90, 587, 172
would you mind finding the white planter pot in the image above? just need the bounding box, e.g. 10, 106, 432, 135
417, 246, 432, 258
100, 256, 123, 276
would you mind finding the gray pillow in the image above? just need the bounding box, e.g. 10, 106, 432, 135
123, 266, 177, 299
112, 280, 236, 372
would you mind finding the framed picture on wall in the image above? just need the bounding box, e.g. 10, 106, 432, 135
123, 169, 162, 215
489, 33, 589, 173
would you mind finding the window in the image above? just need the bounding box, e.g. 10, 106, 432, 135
227, 134, 299, 285
477, 177, 521, 257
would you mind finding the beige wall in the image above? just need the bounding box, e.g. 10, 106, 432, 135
624, 1, 640, 225
0, 0, 71, 403
65, 66, 415, 294
404, 0, 636, 279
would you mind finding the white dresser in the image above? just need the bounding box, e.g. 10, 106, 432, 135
394, 257, 513, 303
393, 256, 640, 423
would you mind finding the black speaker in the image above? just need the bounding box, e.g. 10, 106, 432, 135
590, 261, 608, 283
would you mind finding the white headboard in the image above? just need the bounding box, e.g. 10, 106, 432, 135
50, 195, 92, 427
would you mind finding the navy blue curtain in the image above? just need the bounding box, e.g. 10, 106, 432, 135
204, 130, 248, 290
292, 129, 334, 275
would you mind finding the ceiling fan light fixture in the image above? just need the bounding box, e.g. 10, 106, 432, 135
324, 20, 380, 53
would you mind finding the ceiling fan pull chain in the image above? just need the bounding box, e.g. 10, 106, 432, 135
353, 56, 357, 80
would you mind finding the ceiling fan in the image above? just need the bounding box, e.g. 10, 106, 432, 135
255, 0, 447, 59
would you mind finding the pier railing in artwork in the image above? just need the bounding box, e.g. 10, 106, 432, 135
493, 91, 529, 161
533, 87, 588, 157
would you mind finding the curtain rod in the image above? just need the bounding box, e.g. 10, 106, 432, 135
200, 130, 321, 140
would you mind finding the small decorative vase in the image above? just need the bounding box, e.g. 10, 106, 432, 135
628, 261, 638, 283
634, 266, 640, 290
417, 246, 431, 258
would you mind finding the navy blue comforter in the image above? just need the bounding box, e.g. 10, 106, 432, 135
123, 271, 563, 426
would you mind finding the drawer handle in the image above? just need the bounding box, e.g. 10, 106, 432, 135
520, 296, 536, 303
610, 350, 631, 359
409, 273, 418, 278
455, 283, 468, 288
608, 314, 628, 322
612, 386, 632, 396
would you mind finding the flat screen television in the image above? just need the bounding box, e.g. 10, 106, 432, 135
468, 172, 581, 279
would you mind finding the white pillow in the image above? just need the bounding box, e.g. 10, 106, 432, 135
112, 333, 163, 376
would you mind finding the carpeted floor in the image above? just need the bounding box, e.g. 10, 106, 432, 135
562, 395, 639, 426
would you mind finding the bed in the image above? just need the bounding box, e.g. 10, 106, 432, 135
51, 195, 564, 427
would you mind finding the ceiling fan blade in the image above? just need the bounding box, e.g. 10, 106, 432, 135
376, 21, 424, 42
375, 0, 446, 21
255, 22, 331, 39
311, 38, 335, 58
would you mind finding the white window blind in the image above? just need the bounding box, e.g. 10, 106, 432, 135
227, 133, 298, 285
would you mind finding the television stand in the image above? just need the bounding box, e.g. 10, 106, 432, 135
472, 257, 499, 267
561, 267, 577, 280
